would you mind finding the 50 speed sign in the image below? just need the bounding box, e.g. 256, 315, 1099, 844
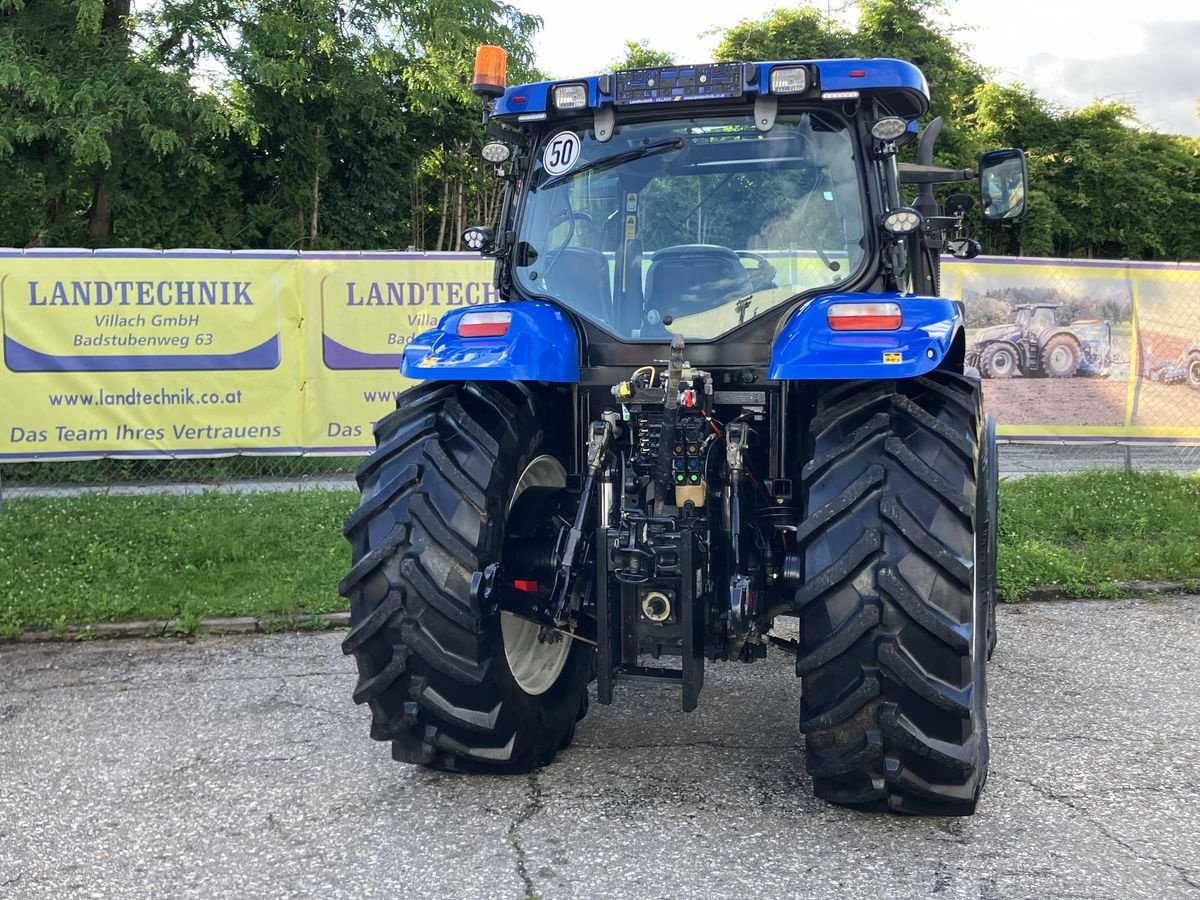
542, 132, 582, 175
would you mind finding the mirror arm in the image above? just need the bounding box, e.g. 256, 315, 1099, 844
897, 164, 976, 185
484, 122, 527, 148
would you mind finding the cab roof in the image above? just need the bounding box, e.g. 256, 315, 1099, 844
493, 58, 930, 122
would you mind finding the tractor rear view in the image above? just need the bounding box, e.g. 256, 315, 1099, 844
339, 47, 1027, 815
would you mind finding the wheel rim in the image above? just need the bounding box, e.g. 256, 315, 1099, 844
1050, 346, 1072, 372
1189, 359, 1200, 387
501, 455, 571, 696
993, 350, 1013, 375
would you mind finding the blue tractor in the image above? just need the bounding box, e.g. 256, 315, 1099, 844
340, 47, 1027, 815
966, 303, 1113, 379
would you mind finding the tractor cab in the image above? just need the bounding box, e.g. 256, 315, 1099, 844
447, 47, 1028, 374
1017, 303, 1058, 365
1016, 304, 1058, 337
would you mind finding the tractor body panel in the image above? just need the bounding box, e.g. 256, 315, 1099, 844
971, 322, 1024, 346
401, 302, 580, 382
769, 292, 962, 380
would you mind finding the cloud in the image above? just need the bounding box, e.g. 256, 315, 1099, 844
1022, 20, 1200, 136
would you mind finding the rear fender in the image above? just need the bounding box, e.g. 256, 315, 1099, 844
401, 301, 580, 382
769, 292, 963, 380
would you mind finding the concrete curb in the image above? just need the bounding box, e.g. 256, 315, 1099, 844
1012, 580, 1198, 603
5, 582, 1198, 643
8, 611, 351, 643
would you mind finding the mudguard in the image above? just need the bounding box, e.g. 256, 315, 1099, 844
401, 301, 580, 382
769, 292, 962, 380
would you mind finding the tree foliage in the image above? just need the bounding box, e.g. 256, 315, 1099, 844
716, 0, 1200, 262
0, 0, 538, 248
609, 39, 675, 70
2, 0, 1199, 260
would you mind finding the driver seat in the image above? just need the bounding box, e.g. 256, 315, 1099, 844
644, 245, 753, 321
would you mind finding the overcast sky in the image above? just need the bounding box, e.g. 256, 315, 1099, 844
513, 0, 1200, 137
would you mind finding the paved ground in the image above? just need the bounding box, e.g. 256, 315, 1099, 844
2, 598, 1199, 900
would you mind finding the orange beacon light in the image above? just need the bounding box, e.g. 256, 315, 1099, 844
473, 45, 507, 98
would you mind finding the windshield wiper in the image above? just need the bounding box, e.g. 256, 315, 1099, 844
541, 137, 685, 190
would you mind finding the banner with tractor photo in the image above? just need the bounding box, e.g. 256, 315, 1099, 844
946, 257, 1200, 442
1, 250, 1198, 460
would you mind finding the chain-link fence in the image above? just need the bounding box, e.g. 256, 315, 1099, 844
0, 454, 359, 499
957, 257, 1200, 441
2, 440, 1197, 500
999, 441, 1200, 477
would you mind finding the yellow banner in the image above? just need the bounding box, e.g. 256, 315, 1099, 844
1, 252, 303, 458
1, 250, 1198, 460
298, 254, 494, 450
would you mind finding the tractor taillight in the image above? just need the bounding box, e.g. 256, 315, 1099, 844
827, 302, 902, 331
457, 310, 512, 337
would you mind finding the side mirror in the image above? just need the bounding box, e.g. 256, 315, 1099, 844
946, 238, 981, 259
979, 149, 1028, 222
945, 193, 975, 216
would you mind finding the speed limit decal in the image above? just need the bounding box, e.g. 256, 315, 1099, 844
542, 132, 582, 175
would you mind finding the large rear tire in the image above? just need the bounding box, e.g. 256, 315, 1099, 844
1041, 335, 1081, 378
339, 381, 591, 772
978, 343, 1017, 379
1187, 354, 1200, 392
795, 372, 990, 815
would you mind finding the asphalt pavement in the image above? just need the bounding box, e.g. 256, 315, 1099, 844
2, 597, 1199, 900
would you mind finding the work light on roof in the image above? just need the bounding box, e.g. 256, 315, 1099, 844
553, 84, 588, 110
461, 226, 496, 254
769, 66, 809, 94
481, 142, 511, 163
870, 117, 909, 141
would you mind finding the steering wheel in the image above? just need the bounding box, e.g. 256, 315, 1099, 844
737, 251, 778, 292
550, 209, 593, 229
538, 210, 595, 282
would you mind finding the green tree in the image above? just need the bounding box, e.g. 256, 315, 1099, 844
715, 6, 855, 63
151, 0, 539, 249
0, 0, 233, 246
609, 39, 675, 70
715, 1, 982, 164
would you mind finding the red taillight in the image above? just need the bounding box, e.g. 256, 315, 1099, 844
827, 302, 902, 331
512, 579, 539, 593
457, 311, 511, 337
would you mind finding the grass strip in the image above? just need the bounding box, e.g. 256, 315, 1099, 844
0, 489, 357, 638
996, 470, 1200, 600
2, 471, 1200, 637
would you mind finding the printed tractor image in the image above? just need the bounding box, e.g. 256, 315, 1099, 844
1144, 340, 1200, 390
339, 47, 1028, 815
965, 303, 1112, 378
